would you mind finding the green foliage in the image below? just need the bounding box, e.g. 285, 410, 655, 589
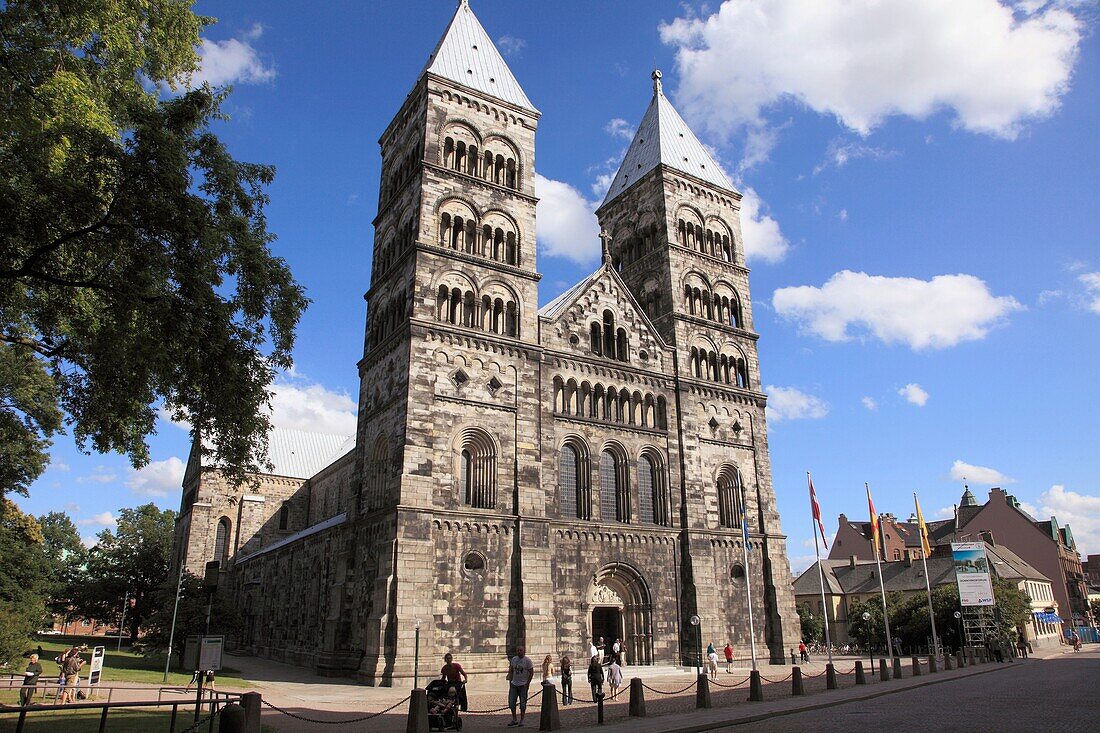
796, 603, 824, 643
990, 576, 1031, 633
0, 0, 308, 497
37, 510, 88, 617
0, 499, 49, 663
143, 573, 243, 655
71, 504, 175, 638
846, 596, 885, 648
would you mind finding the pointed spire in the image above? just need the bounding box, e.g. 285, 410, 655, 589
600, 72, 735, 207
421, 1, 537, 113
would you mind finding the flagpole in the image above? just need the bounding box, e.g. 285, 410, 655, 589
915, 493, 941, 657
868, 483, 895, 659
740, 481, 758, 671
809, 473, 833, 666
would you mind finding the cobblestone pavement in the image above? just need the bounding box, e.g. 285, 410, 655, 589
706, 648, 1099, 733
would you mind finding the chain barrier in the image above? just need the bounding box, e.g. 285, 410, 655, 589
708, 675, 751, 688
759, 672, 793, 683
466, 685, 543, 715
261, 695, 410, 724
801, 669, 827, 679
178, 706, 226, 733
639, 679, 698, 696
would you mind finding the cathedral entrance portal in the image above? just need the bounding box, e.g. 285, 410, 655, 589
588, 563, 654, 665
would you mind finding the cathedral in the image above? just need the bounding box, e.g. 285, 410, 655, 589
171, 0, 799, 684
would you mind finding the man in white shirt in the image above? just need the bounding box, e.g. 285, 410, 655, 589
506, 646, 534, 727
589, 638, 598, 662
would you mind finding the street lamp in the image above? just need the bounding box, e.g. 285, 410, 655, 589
862, 612, 873, 668
689, 615, 701, 675
414, 618, 422, 689
954, 610, 963, 652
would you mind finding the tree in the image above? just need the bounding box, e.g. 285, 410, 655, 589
73, 504, 175, 638
0, 499, 48, 663
0, 0, 308, 497
143, 573, 242, 657
796, 603, 824, 644
847, 597, 886, 650
37, 511, 87, 619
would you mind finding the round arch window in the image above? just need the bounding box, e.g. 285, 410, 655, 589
463, 551, 487, 577
730, 563, 746, 582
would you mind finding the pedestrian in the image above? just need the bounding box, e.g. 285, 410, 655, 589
560, 655, 573, 705
706, 647, 719, 680
60, 649, 84, 704
588, 637, 598, 663
798, 640, 808, 663
596, 636, 606, 663
723, 643, 733, 673
1016, 632, 1028, 659
893, 636, 903, 657
1070, 630, 1081, 652
607, 657, 623, 698
506, 645, 534, 728
587, 656, 604, 702
440, 653, 469, 711
611, 638, 622, 665
541, 654, 556, 685
20, 654, 43, 706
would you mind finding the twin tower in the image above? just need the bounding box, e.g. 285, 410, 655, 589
231, 1, 797, 682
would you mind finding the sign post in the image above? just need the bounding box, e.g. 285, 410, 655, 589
87, 646, 105, 699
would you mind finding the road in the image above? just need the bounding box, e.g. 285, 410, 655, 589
710, 650, 1098, 733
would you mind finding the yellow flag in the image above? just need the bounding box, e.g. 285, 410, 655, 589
914, 494, 932, 556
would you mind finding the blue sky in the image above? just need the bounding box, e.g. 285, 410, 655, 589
16, 1, 1100, 570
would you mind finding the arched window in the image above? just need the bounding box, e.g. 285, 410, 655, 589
717, 466, 742, 529
893, 549, 902, 561
459, 428, 496, 509
616, 329, 628, 363
590, 322, 602, 355
599, 450, 629, 523
213, 518, 230, 565
560, 443, 591, 520
602, 310, 615, 358
637, 456, 657, 525
278, 502, 289, 531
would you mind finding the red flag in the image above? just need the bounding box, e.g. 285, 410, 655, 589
808, 476, 829, 549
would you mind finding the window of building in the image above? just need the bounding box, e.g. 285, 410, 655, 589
560, 442, 591, 520
717, 466, 742, 529
599, 450, 629, 523
213, 517, 230, 566
278, 502, 289, 531
637, 454, 667, 525
459, 429, 496, 509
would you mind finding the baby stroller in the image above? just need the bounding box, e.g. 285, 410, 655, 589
426, 679, 464, 731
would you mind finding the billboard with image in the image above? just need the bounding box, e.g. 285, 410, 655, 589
952, 542, 995, 607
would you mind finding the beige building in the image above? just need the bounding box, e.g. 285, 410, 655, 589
172, 1, 799, 683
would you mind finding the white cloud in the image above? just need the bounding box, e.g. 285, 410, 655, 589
605, 118, 636, 140
934, 506, 955, 520
78, 511, 117, 528
861, 396, 877, 410
497, 35, 526, 57
659, 0, 1083, 148
772, 271, 1023, 350
788, 553, 818, 575
76, 466, 117, 484
1039, 484, 1100, 554
193, 24, 276, 87
1078, 272, 1100, 313
268, 380, 357, 436
739, 187, 790, 263
898, 383, 929, 406
837, 209, 848, 222
766, 385, 829, 422
949, 459, 1015, 485
813, 139, 898, 175
535, 174, 601, 265
126, 457, 186, 497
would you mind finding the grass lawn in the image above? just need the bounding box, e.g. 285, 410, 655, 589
9, 641, 249, 689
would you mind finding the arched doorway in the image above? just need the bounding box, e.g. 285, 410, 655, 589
588, 563, 654, 665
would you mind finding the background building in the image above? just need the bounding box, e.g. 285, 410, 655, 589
172, 1, 799, 683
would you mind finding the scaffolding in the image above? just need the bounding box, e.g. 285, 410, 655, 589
962, 606, 997, 648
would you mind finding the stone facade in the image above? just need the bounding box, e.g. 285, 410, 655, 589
171, 2, 799, 684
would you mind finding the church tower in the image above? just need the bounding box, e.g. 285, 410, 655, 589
595, 71, 799, 662
355, 0, 546, 682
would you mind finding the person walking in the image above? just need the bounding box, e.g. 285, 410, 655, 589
60, 649, 84, 704
587, 655, 604, 702
1016, 632, 1028, 659
723, 643, 734, 673
798, 640, 808, 663
611, 638, 622, 665
20, 654, 43, 706
606, 657, 623, 699
1070, 630, 1081, 652
440, 653, 469, 711
560, 655, 573, 705
596, 636, 606, 663
706, 647, 719, 680
506, 646, 534, 728
588, 637, 598, 663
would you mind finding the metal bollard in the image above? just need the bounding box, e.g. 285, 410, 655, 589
855, 661, 867, 685
596, 691, 605, 726
628, 678, 646, 718
879, 659, 889, 682
539, 682, 561, 731
407, 688, 428, 733
791, 667, 805, 696
696, 673, 712, 709
892, 656, 902, 679
911, 656, 921, 676
929, 655, 938, 673
826, 663, 838, 690
748, 670, 763, 702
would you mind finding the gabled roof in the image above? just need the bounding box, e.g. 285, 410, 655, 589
538, 268, 604, 320
602, 71, 735, 207
421, 0, 537, 113
200, 427, 355, 481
